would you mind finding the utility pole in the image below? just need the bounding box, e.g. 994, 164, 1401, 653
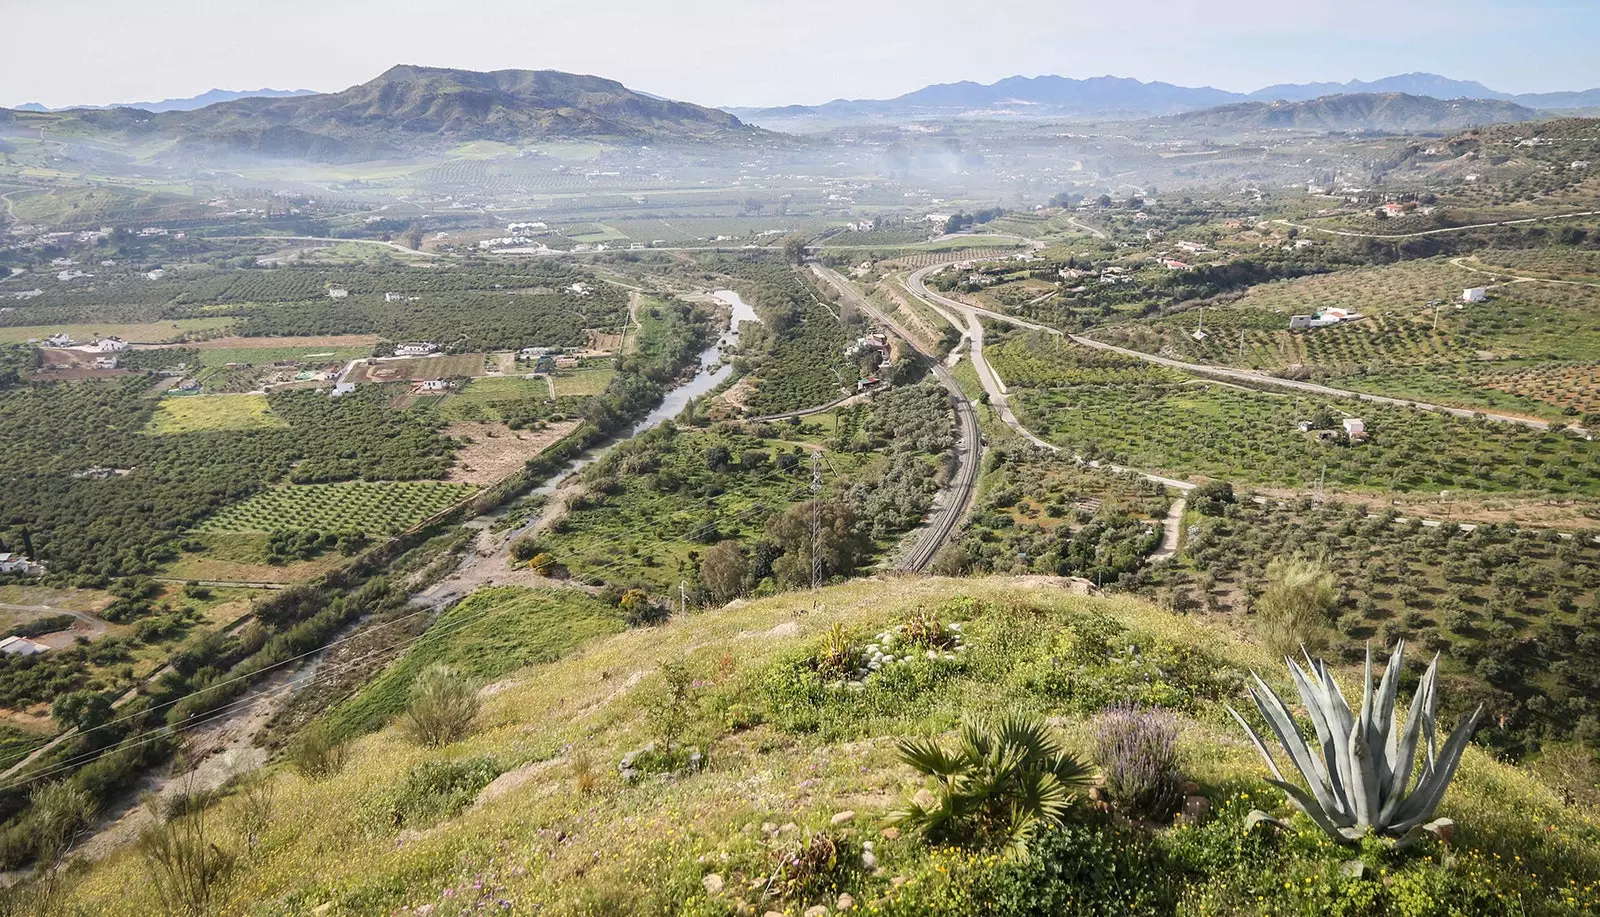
810, 452, 823, 592
1238, 330, 1246, 362
679, 580, 688, 617
1314, 462, 1326, 504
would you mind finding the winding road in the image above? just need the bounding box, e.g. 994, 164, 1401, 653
810, 264, 982, 573
1272, 210, 1600, 240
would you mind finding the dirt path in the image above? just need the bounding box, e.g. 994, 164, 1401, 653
1149, 499, 1188, 563
1273, 210, 1600, 240
1066, 217, 1108, 239
1450, 256, 1600, 290
0, 604, 108, 642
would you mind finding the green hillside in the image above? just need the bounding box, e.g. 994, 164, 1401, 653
48, 577, 1600, 916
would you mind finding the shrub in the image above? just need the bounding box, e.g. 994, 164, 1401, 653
137, 795, 233, 917
1255, 555, 1338, 656
387, 756, 502, 829
1092, 704, 1185, 822
402, 665, 480, 747
892, 714, 1093, 855
288, 723, 349, 781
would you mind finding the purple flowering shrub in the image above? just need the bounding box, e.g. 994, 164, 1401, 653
1092, 703, 1185, 822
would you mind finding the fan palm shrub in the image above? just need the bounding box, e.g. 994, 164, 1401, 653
1228, 641, 1481, 846
891, 714, 1094, 855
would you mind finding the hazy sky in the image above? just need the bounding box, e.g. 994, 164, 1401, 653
3, 0, 1596, 109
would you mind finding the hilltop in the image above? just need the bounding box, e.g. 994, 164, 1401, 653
0, 66, 757, 162
42, 576, 1600, 916
1146, 92, 1542, 136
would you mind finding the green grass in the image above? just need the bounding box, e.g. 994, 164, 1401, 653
196, 481, 478, 535
324, 586, 623, 739
550, 367, 615, 397
0, 318, 237, 345
50, 577, 1600, 917
145, 394, 288, 434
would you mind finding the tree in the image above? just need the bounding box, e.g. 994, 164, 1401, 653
766, 500, 870, 586
1191, 480, 1235, 516
782, 234, 808, 265
53, 690, 114, 734
1256, 555, 1338, 655
699, 540, 749, 604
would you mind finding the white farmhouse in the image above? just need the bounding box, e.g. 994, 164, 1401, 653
327, 288, 349, 299
1343, 418, 1368, 442
395, 342, 440, 357
1463, 288, 1488, 303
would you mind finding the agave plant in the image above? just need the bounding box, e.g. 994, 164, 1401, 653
1228, 641, 1482, 846
891, 714, 1094, 855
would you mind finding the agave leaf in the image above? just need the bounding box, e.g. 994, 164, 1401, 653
1316, 660, 1360, 822
1266, 778, 1350, 841
1378, 656, 1440, 824
1286, 657, 1339, 797
1349, 715, 1380, 829
1391, 707, 1482, 832
1371, 640, 1405, 795
1247, 674, 1352, 825
1227, 703, 1288, 783
1419, 655, 1442, 770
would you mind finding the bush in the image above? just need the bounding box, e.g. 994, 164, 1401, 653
892, 715, 1093, 854
288, 723, 349, 781
402, 665, 480, 747
1091, 704, 1185, 822
1255, 555, 1337, 655
386, 756, 502, 829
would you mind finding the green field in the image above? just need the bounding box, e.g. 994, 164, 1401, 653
0, 318, 237, 345
145, 394, 288, 434
550, 366, 615, 396
197, 481, 478, 535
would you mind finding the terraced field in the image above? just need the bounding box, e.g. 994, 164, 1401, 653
196, 481, 478, 535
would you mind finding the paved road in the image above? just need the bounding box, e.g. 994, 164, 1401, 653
746, 392, 866, 424
811, 264, 981, 573
1067, 334, 1578, 433
902, 266, 1196, 494
1273, 210, 1600, 240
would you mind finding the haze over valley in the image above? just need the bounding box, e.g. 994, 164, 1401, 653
1, 3, 1599, 915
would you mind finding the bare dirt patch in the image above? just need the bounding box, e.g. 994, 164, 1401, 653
446, 420, 583, 485
349, 353, 487, 383
151, 334, 381, 351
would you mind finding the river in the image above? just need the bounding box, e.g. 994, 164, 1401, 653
532, 289, 760, 494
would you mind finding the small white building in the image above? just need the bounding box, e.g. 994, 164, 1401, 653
87, 337, 128, 353
1463, 288, 1488, 303
419, 379, 452, 392
1343, 418, 1368, 442
395, 342, 440, 357
0, 553, 43, 576
330, 382, 357, 397
327, 288, 349, 299
92, 356, 119, 370
0, 636, 49, 656
144, 269, 165, 281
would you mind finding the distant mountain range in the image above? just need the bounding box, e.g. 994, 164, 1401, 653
14, 88, 318, 114
732, 72, 1600, 126
0, 66, 755, 161
1151, 93, 1541, 135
